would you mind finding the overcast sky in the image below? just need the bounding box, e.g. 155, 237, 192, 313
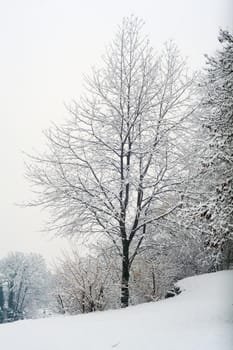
0, 0, 232, 265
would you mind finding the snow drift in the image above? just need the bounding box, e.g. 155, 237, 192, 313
0, 270, 232, 350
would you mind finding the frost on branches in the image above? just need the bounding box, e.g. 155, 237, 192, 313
0, 252, 53, 322
199, 29, 233, 268
25, 16, 196, 307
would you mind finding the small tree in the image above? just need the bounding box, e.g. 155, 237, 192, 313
55, 251, 119, 314
26, 16, 196, 307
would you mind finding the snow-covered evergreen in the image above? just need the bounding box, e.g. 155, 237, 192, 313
199, 29, 233, 267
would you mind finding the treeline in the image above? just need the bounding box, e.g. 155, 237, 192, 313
0, 237, 215, 321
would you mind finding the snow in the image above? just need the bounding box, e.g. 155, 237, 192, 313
0, 270, 232, 350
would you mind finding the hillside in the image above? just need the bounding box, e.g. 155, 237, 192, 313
0, 270, 232, 350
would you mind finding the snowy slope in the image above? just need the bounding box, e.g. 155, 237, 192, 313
0, 270, 232, 350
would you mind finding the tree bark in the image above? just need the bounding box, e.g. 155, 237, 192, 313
121, 240, 130, 308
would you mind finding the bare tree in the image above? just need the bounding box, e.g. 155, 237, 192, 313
55, 251, 119, 314
26, 17, 196, 307
0, 252, 52, 320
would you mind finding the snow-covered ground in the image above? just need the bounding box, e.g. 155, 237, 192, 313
0, 270, 232, 350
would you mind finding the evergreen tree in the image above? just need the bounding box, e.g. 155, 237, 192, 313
199, 29, 233, 267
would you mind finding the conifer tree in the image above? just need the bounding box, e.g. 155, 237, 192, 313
199, 29, 233, 267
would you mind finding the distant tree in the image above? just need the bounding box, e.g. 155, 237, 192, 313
0, 283, 4, 310
0, 252, 53, 320
55, 250, 119, 314
0, 282, 5, 323
26, 16, 196, 307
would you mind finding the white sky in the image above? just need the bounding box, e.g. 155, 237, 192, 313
0, 0, 232, 265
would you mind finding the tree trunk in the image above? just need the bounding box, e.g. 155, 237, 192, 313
121, 240, 130, 308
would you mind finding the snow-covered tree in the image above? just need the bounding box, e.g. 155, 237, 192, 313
0, 252, 53, 320
0, 282, 5, 323
194, 29, 233, 268
54, 250, 120, 314
26, 16, 196, 307
129, 215, 214, 304
0, 283, 4, 310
